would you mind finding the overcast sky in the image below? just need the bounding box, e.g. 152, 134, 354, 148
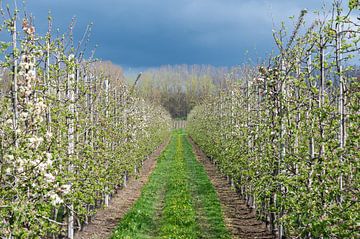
8, 0, 335, 69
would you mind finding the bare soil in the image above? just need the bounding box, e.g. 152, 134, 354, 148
189, 138, 274, 239
74, 140, 168, 239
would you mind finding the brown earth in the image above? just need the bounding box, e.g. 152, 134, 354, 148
189, 138, 274, 239
74, 140, 168, 239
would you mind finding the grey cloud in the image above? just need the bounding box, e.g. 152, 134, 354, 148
4, 0, 334, 68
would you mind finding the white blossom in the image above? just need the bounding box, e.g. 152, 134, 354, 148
45, 131, 53, 140
5, 118, 12, 125
28, 136, 44, 149
38, 162, 48, 171
49, 192, 63, 206
46, 152, 52, 160
5, 168, 11, 175
44, 173, 55, 183
59, 184, 71, 194
17, 166, 24, 173
19, 112, 29, 119
4, 154, 14, 161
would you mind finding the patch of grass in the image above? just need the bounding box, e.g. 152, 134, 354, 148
111, 130, 230, 238
158, 131, 198, 238
182, 133, 231, 239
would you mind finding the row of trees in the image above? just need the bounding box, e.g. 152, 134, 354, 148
0, 6, 171, 238
188, 1, 359, 238
137, 65, 242, 119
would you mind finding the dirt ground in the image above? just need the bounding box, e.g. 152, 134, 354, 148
189, 138, 274, 239
74, 140, 168, 239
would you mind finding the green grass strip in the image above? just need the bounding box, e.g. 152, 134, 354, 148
158, 130, 198, 238
182, 132, 231, 239
111, 130, 230, 238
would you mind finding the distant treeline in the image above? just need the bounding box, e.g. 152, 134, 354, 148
137, 64, 249, 119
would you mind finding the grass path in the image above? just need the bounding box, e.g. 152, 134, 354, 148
182, 135, 230, 239
111, 130, 230, 239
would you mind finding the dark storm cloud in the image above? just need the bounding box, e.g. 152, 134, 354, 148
10, 0, 331, 67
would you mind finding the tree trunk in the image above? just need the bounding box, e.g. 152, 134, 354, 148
336, 13, 345, 204
67, 55, 76, 239
11, 12, 18, 148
